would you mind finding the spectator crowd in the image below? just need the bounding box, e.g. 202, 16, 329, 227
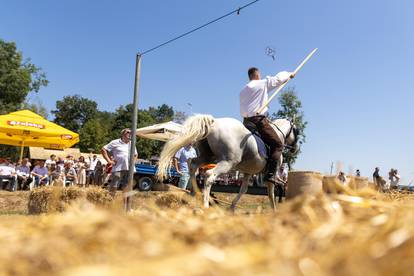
0, 154, 107, 191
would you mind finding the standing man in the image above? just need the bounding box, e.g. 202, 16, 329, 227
174, 144, 197, 190
240, 67, 294, 183
275, 163, 288, 203
87, 155, 99, 185
389, 169, 401, 189
102, 129, 137, 197
373, 167, 380, 184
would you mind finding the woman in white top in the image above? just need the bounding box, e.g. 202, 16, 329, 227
76, 156, 87, 187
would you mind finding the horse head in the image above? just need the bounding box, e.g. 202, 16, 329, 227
286, 121, 300, 154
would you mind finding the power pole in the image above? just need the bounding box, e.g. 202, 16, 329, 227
125, 54, 142, 211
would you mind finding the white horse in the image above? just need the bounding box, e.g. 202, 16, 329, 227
157, 114, 299, 209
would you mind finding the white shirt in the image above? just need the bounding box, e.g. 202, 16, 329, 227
390, 174, 401, 187
0, 165, 16, 176
104, 139, 137, 172
45, 159, 56, 167
89, 158, 99, 171
239, 71, 291, 118
174, 146, 197, 173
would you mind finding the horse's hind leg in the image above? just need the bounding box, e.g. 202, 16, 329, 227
188, 158, 208, 195
230, 174, 251, 210
203, 160, 235, 208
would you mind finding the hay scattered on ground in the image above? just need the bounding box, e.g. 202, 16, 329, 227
1, 188, 413, 275
154, 192, 192, 208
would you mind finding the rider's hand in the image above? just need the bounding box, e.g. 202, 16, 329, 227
110, 160, 117, 166
290, 72, 296, 79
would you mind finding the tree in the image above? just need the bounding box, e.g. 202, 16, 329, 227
0, 39, 48, 114
78, 110, 115, 153
173, 111, 187, 124
148, 104, 174, 123
52, 95, 98, 133
271, 87, 308, 169
79, 119, 109, 153
109, 104, 176, 159
23, 98, 49, 119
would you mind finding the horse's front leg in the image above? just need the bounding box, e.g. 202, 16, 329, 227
203, 160, 234, 208
267, 182, 276, 210
230, 174, 251, 210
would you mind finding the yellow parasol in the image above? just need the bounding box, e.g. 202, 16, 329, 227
0, 110, 79, 160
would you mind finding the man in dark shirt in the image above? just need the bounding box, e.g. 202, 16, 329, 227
373, 167, 380, 184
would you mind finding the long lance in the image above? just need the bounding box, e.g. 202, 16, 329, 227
257, 48, 318, 114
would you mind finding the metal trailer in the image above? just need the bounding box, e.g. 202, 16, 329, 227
134, 163, 180, 191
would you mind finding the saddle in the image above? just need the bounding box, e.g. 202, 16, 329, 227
243, 120, 269, 159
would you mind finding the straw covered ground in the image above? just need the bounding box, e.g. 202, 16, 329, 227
0, 187, 413, 275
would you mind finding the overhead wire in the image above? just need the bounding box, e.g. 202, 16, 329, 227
140, 0, 262, 55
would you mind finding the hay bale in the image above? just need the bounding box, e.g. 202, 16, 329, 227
28, 186, 60, 214
286, 171, 323, 199
349, 176, 369, 189
86, 187, 112, 206
60, 186, 85, 202
28, 186, 112, 214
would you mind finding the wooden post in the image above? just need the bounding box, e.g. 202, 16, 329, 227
19, 140, 25, 162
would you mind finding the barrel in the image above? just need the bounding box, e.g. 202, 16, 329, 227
286, 171, 323, 199
323, 175, 342, 193
349, 176, 369, 189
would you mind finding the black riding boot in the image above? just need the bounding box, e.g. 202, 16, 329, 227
264, 160, 278, 184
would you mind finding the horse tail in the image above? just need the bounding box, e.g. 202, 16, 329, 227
157, 114, 215, 180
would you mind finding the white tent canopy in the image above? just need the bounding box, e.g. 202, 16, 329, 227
136, 121, 183, 141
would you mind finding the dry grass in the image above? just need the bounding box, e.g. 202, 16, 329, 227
0, 188, 413, 275
0, 191, 29, 214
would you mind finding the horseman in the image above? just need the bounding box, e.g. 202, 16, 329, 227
240, 67, 295, 184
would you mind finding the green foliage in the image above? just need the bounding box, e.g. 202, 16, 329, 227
109, 104, 176, 159
271, 87, 308, 169
173, 111, 187, 124
79, 119, 109, 153
22, 99, 49, 119
0, 39, 48, 114
148, 104, 174, 123
51, 95, 98, 133
0, 39, 48, 159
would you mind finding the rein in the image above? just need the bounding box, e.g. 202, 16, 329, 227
270, 120, 296, 151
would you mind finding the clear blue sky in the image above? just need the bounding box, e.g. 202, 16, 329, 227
1, 0, 413, 183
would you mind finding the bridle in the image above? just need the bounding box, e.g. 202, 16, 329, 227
270, 120, 299, 151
